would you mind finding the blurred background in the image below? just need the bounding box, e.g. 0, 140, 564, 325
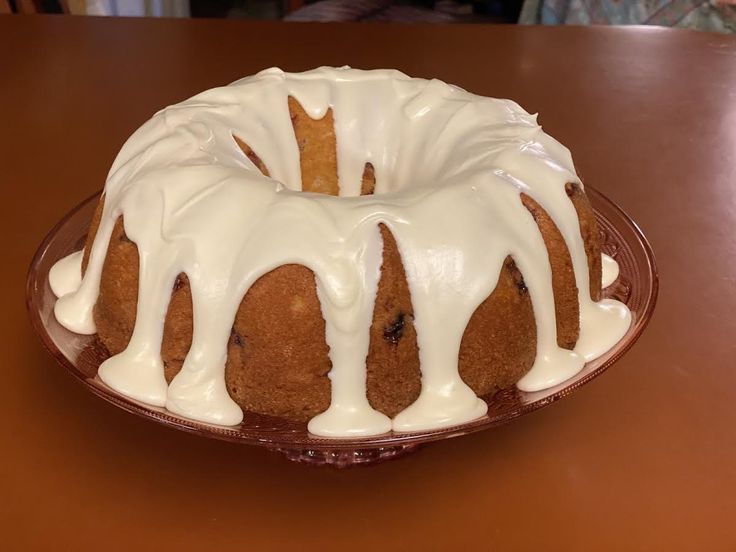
2, 0, 734, 32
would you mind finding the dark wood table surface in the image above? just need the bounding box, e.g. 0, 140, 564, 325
3, 14, 736, 551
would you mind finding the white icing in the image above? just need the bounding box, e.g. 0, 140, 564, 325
49, 250, 83, 298
602, 252, 620, 288
49, 67, 632, 436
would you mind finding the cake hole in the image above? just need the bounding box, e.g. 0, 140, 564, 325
233, 134, 269, 177
173, 274, 186, 292
383, 312, 406, 345
230, 328, 245, 347
506, 259, 528, 294
565, 182, 581, 198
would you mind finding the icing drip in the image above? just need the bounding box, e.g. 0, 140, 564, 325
49, 67, 631, 436
602, 253, 620, 288
49, 250, 82, 298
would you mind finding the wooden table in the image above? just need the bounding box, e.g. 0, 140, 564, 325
3, 15, 736, 551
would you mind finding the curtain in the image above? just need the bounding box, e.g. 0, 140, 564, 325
78, 0, 190, 17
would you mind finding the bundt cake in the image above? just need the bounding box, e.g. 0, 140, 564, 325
49, 67, 631, 437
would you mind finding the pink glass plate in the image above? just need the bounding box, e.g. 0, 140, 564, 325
27, 188, 657, 467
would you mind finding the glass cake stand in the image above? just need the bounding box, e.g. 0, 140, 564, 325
26, 187, 658, 468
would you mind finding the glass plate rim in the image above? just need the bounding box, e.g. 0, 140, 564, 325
26, 186, 658, 451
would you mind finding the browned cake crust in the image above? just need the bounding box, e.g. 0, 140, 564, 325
83, 97, 602, 422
